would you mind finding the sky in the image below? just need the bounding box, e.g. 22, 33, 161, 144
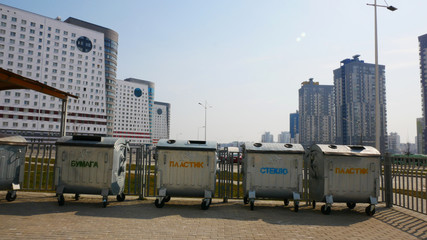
2, 0, 426, 143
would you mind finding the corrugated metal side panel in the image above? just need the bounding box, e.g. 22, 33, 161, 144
57, 146, 112, 190
244, 152, 303, 197
0, 145, 25, 187
157, 149, 216, 195
326, 156, 379, 200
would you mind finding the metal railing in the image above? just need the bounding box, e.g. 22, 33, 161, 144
382, 154, 427, 214
18, 143, 427, 215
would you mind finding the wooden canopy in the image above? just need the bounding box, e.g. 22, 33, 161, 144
0, 68, 78, 100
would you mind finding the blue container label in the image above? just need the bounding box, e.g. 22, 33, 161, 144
260, 167, 288, 175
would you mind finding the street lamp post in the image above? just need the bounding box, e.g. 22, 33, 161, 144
198, 101, 212, 141
367, 1, 397, 152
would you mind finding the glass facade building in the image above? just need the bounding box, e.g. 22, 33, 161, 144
333, 55, 387, 153
418, 34, 427, 154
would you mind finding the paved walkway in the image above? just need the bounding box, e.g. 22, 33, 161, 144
0, 191, 426, 239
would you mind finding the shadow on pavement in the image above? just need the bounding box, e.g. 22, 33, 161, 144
0, 192, 379, 227
373, 207, 427, 239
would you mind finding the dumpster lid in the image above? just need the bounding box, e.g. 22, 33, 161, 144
156, 139, 217, 151
56, 135, 126, 147
312, 144, 380, 157
244, 142, 305, 154
0, 134, 27, 145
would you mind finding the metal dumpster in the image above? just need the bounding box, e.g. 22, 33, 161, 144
0, 134, 27, 201
54, 135, 129, 207
308, 144, 380, 216
242, 142, 305, 211
155, 139, 218, 210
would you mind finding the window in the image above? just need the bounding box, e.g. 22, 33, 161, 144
11, 17, 17, 22
21, 19, 26, 25
30, 22, 35, 27
1, 15, 7, 20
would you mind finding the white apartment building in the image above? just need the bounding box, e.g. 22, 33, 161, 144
0, 3, 171, 145
114, 78, 154, 144
152, 101, 170, 144
0, 4, 109, 141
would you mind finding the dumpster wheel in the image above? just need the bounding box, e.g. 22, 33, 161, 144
365, 205, 376, 216
102, 197, 108, 208
116, 193, 126, 202
6, 191, 17, 202
321, 205, 331, 215
155, 198, 165, 208
201, 199, 211, 210
294, 202, 299, 212
58, 194, 65, 206
346, 202, 356, 209
250, 200, 255, 211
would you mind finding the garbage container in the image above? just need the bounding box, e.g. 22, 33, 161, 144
0, 134, 27, 201
155, 139, 218, 210
54, 135, 129, 207
308, 144, 381, 216
242, 142, 305, 211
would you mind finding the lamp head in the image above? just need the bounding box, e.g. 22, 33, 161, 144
387, 5, 397, 11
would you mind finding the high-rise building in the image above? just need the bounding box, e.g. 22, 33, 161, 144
261, 131, 274, 143
277, 131, 290, 143
387, 132, 400, 154
333, 55, 387, 153
298, 78, 335, 147
416, 117, 424, 154
418, 34, 427, 154
0, 4, 170, 145
152, 101, 171, 144
0, 4, 112, 141
113, 78, 154, 144
290, 111, 299, 143
64, 18, 119, 137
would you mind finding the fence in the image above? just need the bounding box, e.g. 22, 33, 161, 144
18, 143, 426, 214
382, 154, 427, 214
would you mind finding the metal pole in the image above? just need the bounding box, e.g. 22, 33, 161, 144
374, 0, 381, 152
60, 97, 68, 137
204, 101, 207, 141
199, 101, 210, 141
384, 153, 393, 208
